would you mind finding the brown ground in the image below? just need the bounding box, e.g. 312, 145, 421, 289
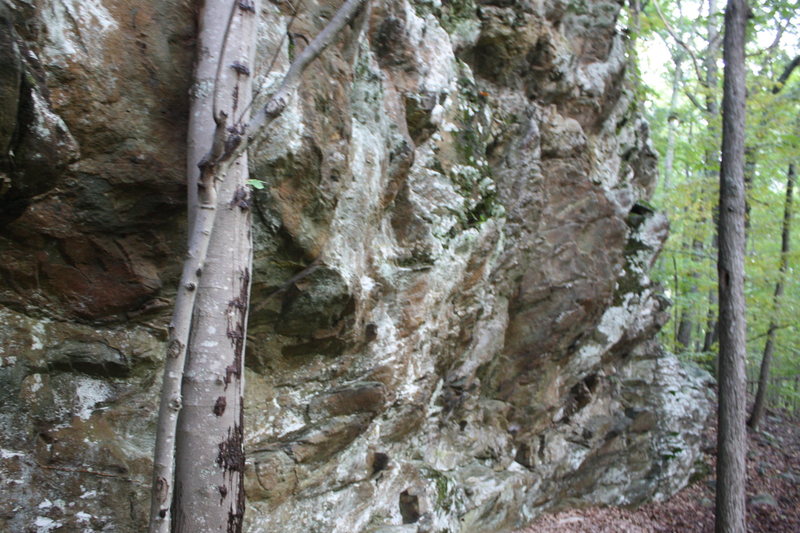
516, 408, 800, 532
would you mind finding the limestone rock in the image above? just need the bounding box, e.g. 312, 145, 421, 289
0, 0, 712, 532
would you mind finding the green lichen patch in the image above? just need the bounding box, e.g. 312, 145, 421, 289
421, 467, 457, 512
412, 0, 480, 38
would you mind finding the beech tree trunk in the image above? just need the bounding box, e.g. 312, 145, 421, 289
149, 0, 368, 530
715, 1, 748, 532
749, 163, 795, 431
172, 1, 258, 531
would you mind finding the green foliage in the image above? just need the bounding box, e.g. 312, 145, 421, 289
247, 178, 266, 190
631, 0, 800, 409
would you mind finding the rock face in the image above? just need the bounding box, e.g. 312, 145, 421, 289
0, 0, 712, 531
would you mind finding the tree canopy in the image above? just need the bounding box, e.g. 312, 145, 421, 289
631, 0, 800, 412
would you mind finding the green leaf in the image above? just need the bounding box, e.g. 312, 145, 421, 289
247, 179, 265, 190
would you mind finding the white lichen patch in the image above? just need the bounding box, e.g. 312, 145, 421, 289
74, 378, 113, 420
29, 373, 44, 394
576, 36, 626, 97
569, 291, 652, 376
30, 320, 48, 351
34, 516, 63, 532
253, 73, 306, 159
1, 448, 25, 459
403, 4, 458, 95
41, 0, 118, 67
324, 119, 387, 284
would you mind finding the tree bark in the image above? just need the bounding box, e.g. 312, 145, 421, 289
715, 1, 748, 532
676, 309, 694, 350
663, 56, 683, 190
149, 0, 368, 530
148, 2, 242, 526
749, 163, 795, 431
171, 1, 258, 531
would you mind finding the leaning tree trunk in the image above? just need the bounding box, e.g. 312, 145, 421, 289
715, 1, 748, 532
172, 1, 258, 531
749, 163, 795, 431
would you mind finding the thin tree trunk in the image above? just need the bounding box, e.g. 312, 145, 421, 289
749, 163, 795, 430
702, 314, 719, 352
715, 1, 748, 532
147, 2, 238, 525
676, 310, 694, 350
743, 147, 756, 248
172, 0, 258, 530
705, 0, 720, 114
698, 0, 723, 370
663, 57, 683, 190
795, 376, 799, 412
149, 0, 368, 530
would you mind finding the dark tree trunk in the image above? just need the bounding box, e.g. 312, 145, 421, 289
702, 315, 719, 352
715, 1, 749, 532
676, 310, 694, 350
749, 163, 795, 431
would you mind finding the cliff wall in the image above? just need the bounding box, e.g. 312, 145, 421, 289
0, 0, 711, 531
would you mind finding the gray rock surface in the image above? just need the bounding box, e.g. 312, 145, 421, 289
0, 0, 712, 531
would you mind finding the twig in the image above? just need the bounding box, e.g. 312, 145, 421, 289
250, 0, 366, 131
236, 0, 307, 125
652, 0, 706, 86
35, 461, 147, 485
208, 0, 367, 174
251, 258, 322, 312
684, 88, 705, 111
772, 55, 800, 94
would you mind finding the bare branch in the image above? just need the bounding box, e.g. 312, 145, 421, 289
201, 0, 366, 182
250, 0, 366, 132
684, 89, 705, 111
772, 55, 800, 94
237, 0, 307, 124
200, 0, 366, 179
764, 22, 786, 55
652, 0, 706, 85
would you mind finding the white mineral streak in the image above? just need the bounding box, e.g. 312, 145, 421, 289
74, 378, 112, 420
0, 1, 712, 531
28, 91, 78, 152
34, 516, 63, 532
31, 374, 50, 402
41, 0, 117, 67
30, 321, 47, 351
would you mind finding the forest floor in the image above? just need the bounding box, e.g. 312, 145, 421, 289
516, 407, 800, 532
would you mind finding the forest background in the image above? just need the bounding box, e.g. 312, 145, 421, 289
631, 0, 799, 415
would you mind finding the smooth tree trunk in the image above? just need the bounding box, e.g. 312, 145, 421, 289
149, 0, 368, 530
172, 1, 258, 531
148, 1, 251, 527
663, 57, 682, 190
715, 1, 748, 532
749, 163, 795, 431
